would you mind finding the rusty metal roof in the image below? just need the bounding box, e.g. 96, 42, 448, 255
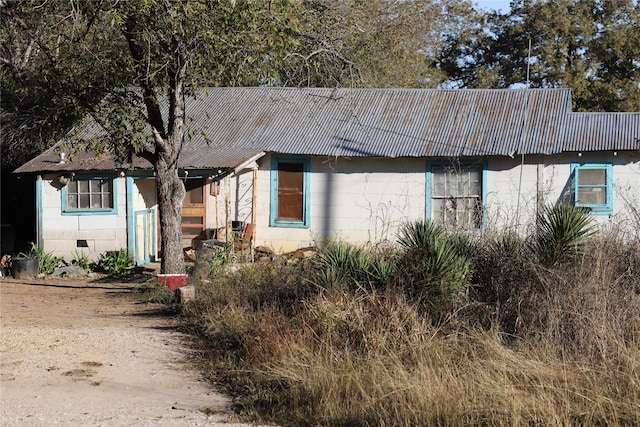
562, 112, 640, 152
14, 87, 640, 174
186, 87, 576, 157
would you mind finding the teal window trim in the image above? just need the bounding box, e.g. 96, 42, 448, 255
426, 160, 488, 231
61, 175, 118, 216
270, 155, 311, 228
571, 163, 613, 215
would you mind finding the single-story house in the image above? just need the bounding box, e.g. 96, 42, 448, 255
14, 87, 640, 264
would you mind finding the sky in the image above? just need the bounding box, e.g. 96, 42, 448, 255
475, 0, 512, 13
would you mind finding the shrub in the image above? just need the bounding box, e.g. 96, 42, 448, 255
395, 221, 471, 315
312, 242, 396, 290
95, 248, 132, 274
470, 232, 538, 333
19, 242, 64, 274
182, 227, 640, 427
72, 250, 92, 271
533, 204, 595, 267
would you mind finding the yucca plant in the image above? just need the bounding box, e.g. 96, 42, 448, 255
396, 220, 471, 312
533, 204, 595, 267
313, 242, 376, 289
397, 219, 444, 250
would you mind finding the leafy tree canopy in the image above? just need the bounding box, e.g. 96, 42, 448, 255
439, 0, 640, 111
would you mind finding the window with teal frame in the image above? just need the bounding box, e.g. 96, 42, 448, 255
426, 161, 487, 230
571, 163, 613, 215
270, 156, 310, 228
62, 176, 117, 215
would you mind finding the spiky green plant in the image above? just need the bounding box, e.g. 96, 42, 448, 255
96, 248, 133, 273
72, 250, 92, 271
397, 219, 444, 250
313, 242, 371, 289
533, 204, 595, 267
396, 221, 471, 312
19, 242, 64, 274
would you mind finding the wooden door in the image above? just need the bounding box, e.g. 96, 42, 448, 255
182, 178, 206, 247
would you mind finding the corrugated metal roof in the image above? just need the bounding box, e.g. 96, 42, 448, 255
561, 113, 640, 152
14, 87, 640, 174
186, 87, 576, 157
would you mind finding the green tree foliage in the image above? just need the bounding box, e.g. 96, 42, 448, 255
2, 0, 474, 274
0, 0, 130, 170
439, 0, 640, 111
281, 0, 449, 87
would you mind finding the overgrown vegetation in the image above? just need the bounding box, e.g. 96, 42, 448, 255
18, 242, 64, 274
94, 248, 133, 274
181, 207, 638, 425
71, 250, 92, 271
180, 205, 640, 426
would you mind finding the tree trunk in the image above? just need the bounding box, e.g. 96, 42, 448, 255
155, 155, 186, 274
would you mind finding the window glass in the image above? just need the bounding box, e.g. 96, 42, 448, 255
277, 163, 304, 221
431, 164, 483, 229
65, 178, 114, 212
271, 157, 309, 228
578, 188, 606, 205
573, 164, 612, 214
578, 169, 606, 186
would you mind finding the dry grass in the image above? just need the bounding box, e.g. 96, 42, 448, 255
183, 233, 640, 426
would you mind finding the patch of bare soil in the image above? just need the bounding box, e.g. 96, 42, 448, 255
0, 275, 262, 426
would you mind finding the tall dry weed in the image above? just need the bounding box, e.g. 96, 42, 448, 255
183, 230, 640, 426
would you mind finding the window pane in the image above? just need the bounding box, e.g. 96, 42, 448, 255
68, 181, 77, 193
91, 194, 102, 208
445, 171, 458, 197
432, 198, 445, 223
578, 169, 606, 186
468, 169, 481, 196
90, 180, 101, 192
433, 172, 446, 197
187, 186, 203, 204
79, 180, 89, 193
102, 194, 113, 208
79, 194, 90, 208
278, 163, 304, 221
578, 187, 606, 205
68, 195, 78, 209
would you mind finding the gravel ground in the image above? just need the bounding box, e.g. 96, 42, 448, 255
0, 276, 266, 427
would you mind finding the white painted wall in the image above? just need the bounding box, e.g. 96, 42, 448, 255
542, 152, 640, 238
221, 152, 640, 253
247, 155, 428, 253
37, 151, 639, 260
40, 174, 128, 261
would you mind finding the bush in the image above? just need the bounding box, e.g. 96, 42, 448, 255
533, 204, 594, 267
72, 250, 92, 271
312, 242, 396, 290
470, 232, 538, 333
95, 248, 133, 274
181, 227, 640, 426
395, 221, 472, 315
19, 242, 64, 274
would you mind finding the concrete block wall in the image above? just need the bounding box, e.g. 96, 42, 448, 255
39, 175, 128, 261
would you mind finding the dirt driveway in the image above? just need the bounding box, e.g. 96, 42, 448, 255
0, 276, 259, 426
